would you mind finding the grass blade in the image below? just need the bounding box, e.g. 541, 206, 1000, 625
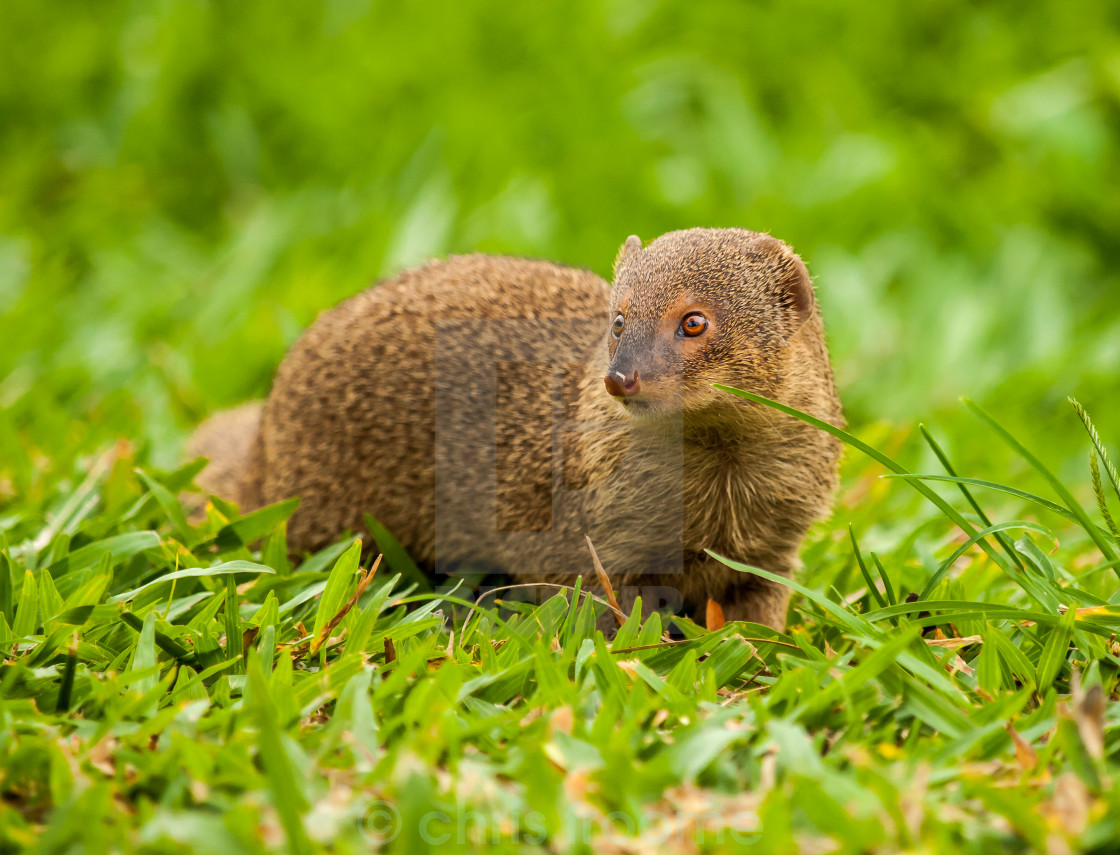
108, 561, 275, 604
1035, 606, 1076, 693
55, 634, 78, 712
136, 469, 193, 543
13, 570, 38, 639
1089, 452, 1120, 546
246, 652, 312, 855
128, 611, 159, 699
849, 526, 887, 609
312, 540, 362, 651
1070, 397, 1120, 503
964, 398, 1119, 567
225, 576, 244, 672
919, 521, 1053, 600
364, 515, 431, 593
883, 474, 1115, 542
706, 550, 870, 635
119, 611, 195, 662
0, 552, 13, 625
714, 386, 1007, 571
47, 532, 161, 576
869, 552, 897, 607
212, 498, 300, 551
920, 424, 1026, 571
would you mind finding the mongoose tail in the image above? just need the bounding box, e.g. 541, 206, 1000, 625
184, 401, 264, 517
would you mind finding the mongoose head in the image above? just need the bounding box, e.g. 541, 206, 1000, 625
605, 228, 817, 418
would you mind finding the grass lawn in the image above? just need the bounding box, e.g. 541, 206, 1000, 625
2, 1, 1119, 852
2, 394, 1118, 853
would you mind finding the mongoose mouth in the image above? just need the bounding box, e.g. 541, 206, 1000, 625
614, 394, 677, 418
606, 370, 688, 416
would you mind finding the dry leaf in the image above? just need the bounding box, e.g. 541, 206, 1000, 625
898, 764, 930, 840
1058, 604, 1120, 619
1048, 773, 1091, 836
706, 598, 726, 631
549, 705, 574, 736
88, 738, 118, 777
925, 635, 982, 649
519, 707, 545, 728
616, 658, 641, 680
1073, 682, 1105, 760
946, 654, 975, 677
585, 536, 625, 626
1005, 722, 1038, 770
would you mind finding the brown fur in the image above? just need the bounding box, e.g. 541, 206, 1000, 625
187, 229, 843, 630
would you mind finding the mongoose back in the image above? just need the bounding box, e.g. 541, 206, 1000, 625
188, 228, 843, 630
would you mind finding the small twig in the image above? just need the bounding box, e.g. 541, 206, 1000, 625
309, 554, 383, 655
609, 638, 696, 654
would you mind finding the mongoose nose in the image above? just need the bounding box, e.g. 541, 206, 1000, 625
604, 369, 641, 398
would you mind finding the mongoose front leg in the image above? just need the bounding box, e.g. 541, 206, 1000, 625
718, 579, 792, 632
683, 552, 794, 632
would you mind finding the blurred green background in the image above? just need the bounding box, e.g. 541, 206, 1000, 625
2, 0, 1119, 498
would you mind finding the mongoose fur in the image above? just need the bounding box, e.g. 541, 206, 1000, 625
187, 228, 843, 630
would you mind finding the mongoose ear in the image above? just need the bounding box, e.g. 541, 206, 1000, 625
781, 252, 815, 324
754, 236, 814, 324
613, 235, 642, 276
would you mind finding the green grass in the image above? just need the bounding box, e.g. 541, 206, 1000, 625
1, 394, 1118, 853
3, 0, 1120, 851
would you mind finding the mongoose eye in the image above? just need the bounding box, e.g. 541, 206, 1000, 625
611, 314, 625, 339
680, 312, 708, 338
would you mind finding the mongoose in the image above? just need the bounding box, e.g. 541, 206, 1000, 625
188, 228, 843, 630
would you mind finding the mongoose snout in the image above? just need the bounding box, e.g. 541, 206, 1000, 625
603, 369, 640, 398
187, 228, 844, 631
